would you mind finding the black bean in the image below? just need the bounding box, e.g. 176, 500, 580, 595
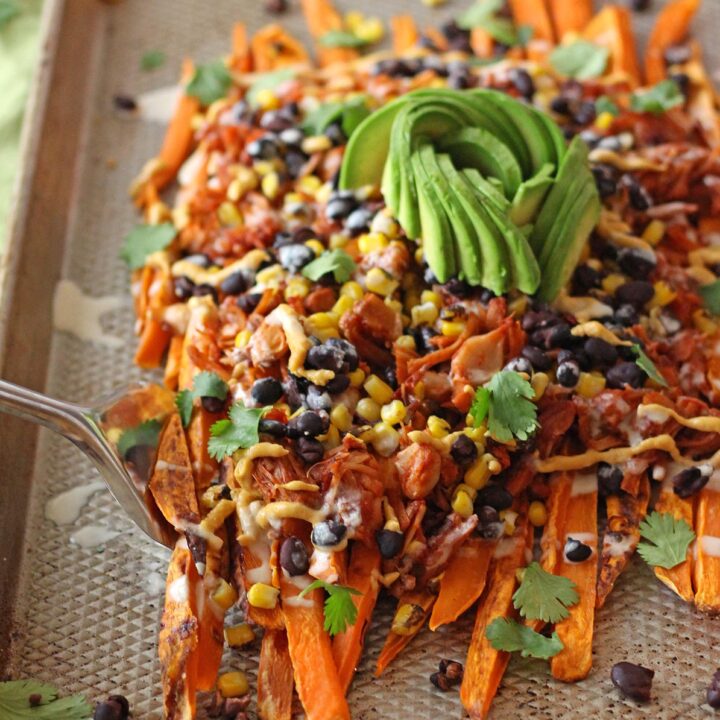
220, 271, 249, 296
574, 100, 597, 125
707, 669, 720, 709
579, 129, 601, 148
610, 662, 654, 703
279, 536, 309, 576
439, 659, 464, 683
521, 345, 552, 372
324, 122, 346, 146
550, 96, 572, 115
295, 436, 324, 464
93, 699, 125, 720
311, 519, 347, 547
672, 466, 710, 499
614, 304, 639, 327
556, 360, 580, 388
617, 248, 656, 279
450, 435, 478, 466
201, 396, 225, 414
623, 177, 653, 211
278, 243, 315, 273
113, 94, 137, 112
475, 484, 513, 512
597, 135, 623, 152
28, 694, 42, 707
306, 344, 345, 373
108, 696, 130, 718
510, 68, 535, 99
584, 337, 619, 367
283, 374, 307, 411
264, 0, 288, 13
573, 264, 602, 293
670, 72, 690, 96
607, 361, 646, 389
629, 0, 651, 11
288, 411, 328, 437
246, 136, 278, 160
663, 44, 691, 65
616, 280, 654, 307
430, 672, 452, 692
477, 505, 499, 525
325, 337, 359, 371
326, 196, 357, 221
379, 365, 399, 390
564, 537, 593, 563
548, 323, 573, 349
414, 326, 439, 355
346, 207, 373, 234
193, 283, 218, 303
422, 56, 448, 77
260, 110, 293, 132
174, 276, 196, 301
258, 418, 287, 437
251, 378, 283, 405
593, 166, 618, 198
306, 385, 331, 412
284, 149, 308, 178
442, 278, 472, 298
279, 127, 304, 146
504, 357, 533, 374
448, 72, 471, 89
376, 528, 404, 559
236, 292, 262, 313
124, 445, 154, 480
597, 462, 624, 495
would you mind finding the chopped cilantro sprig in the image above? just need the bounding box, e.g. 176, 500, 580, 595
299, 579, 362, 636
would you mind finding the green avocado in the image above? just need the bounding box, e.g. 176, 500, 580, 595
509, 162, 555, 226
462, 168, 510, 212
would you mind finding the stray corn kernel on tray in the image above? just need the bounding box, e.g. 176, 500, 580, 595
2, 1, 720, 719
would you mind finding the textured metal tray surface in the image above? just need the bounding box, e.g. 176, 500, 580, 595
1, 0, 719, 718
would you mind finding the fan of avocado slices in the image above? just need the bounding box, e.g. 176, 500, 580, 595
339, 88, 601, 301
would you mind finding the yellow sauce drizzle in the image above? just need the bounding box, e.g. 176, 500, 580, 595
255, 501, 325, 528
232, 443, 289, 490
571, 321, 632, 346
637, 404, 720, 434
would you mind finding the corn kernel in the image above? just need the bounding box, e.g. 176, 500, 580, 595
225, 623, 255, 648
371, 212, 399, 237
358, 232, 389, 254
355, 16, 384, 44
217, 671, 250, 698
421, 0, 447, 6
331, 404, 353, 432
341, 280, 363, 300
305, 239, 324, 256
332, 295, 354, 317
693, 309, 718, 334
235, 329, 252, 347
500, 509, 518, 535
371, 422, 400, 456
348, 368, 365, 387
576, 371, 606, 398
411, 302, 439, 328
427, 415, 450, 438
420, 290, 442, 308
531, 372, 549, 400
464, 427, 485, 443
261, 171, 280, 200
642, 219, 666, 246
329, 232, 348, 249
284, 277, 311, 300
255, 88, 280, 111
595, 112, 615, 131
364, 374, 394, 405
649, 281, 676, 308
253, 160, 276, 176
247, 582, 279, 609
302, 135, 332, 154
365, 267, 398, 296
356, 397, 381, 423
452, 489, 474, 518
345, 10, 364, 31
396, 334, 416, 352
256, 263, 284, 287
391, 603, 426, 635
413, 381, 425, 400
227, 167, 258, 201
465, 454, 492, 490
414, 247, 424, 264
217, 201, 243, 227
320, 423, 341, 449
601, 273, 626, 295
305, 312, 339, 341
385, 297, 403, 315
381, 400, 406, 426
441, 320, 465, 337
212, 579, 238, 611
298, 175, 322, 195
528, 500, 548, 527
147, 200, 171, 224
314, 181, 333, 204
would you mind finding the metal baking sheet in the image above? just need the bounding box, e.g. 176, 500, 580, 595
1, 1, 719, 718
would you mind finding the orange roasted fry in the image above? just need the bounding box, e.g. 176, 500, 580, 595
694, 486, 720, 613
550, 0, 593, 39
583, 5, 641, 86
237, 542, 284, 630
332, 543, 382, 693
470, 28, 495, 59
429, 537, 495, 630
251, 24, 310, 72
645, 0, 701, 85
391, 15, 419, 55
231, 23, 252, 73
460, 525, 529, 720
300, 0, 358, 67
508, 0, 555, 44
374, 589, 436, 677
546, 472, 598, 682
281, 576, 351, 720
164, 335, 184, 391
257, 630, 294, 720
159, 543, 200, 720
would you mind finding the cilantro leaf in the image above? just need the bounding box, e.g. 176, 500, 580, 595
516, 24, 534, 48
186, 60, 232, 105
457, 0, 504, 30
630, 79, 684, 115
596, 95, 620, 117
246, 68, 296, 108
0, 680, 91, 719
302, 249, 356, 283
193, 371, 229, 401
632, 344, 668, 387
318, 30, 367, 48
120, 223, 176, 270
469, 387, 490, 427
637, 511, 695, 569
141, 50, 166, 71
176, 390, 194, 428
699, 279, 720, 315
299, 579, 362, 636
512, 562, 579, 623
485, 617, 564, 659
0, 0, 19, 27
484, 371, 539, 442
208, 403, 266, 460
550, 40, 609, 79
457, 0, 523, 46
117, 419, 162, 458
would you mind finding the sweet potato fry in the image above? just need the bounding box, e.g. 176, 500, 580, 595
164, 335, 184, 391
332, 543, 382, 693
159, 543, 200, 720
460, 526, 528, 720
429, 537, 495, 631
470, 28, 495, 58
300, 0, 358, 67
693, 486, 720, 613
583, 6, 641, 86
251, 24, 310, 71
257, 630, 294, 720
645, 0, 701, 85
281, 576, 351, 720
550, 0, 593, 40
508, 0, 555, 44
547, 472, 598, 682
231, 23, 252, 73
374, 589, 436, 677
235, 539, 284, 630
391, 15, 419, 55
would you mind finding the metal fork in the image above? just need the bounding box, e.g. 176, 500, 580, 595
0, 379, 176, 548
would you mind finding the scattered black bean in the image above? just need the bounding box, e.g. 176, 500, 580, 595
324, 122, 346, 146
288, 410, 328, 438
509, 68, 535, 99
326, 193, 358, 220
174, 276, 196, 301
450, 435, 478, 466
616, 341, 638, 361
237, 292, 262, 313
547, 322, 574, 349
325, 337, 359, 371
597, 135, 623, 152
475, 484, 513, 512
413, 326, 439, 355
584, 337, 619, 367
521, 345, 552, 372
258, 418, 287, 437
670, 72, 690, 96
593, 165, 618, 198
616, 280, 654, 307
283, 374, 307, 411
564, 537, 593, 563
278, 243, 315, 273
279, 536, 310, 576
430, 672, 452, 692
295, 436, 324, 464
193, 283, 218, 302
227, 100, 253, 124
617, 248, 656, 279
573, 264, 602, 293
94, 695, 130, 720
707, 669, 720, 709
378, 365, 399, 390
279, 127, 304, 146
306, 344, 346, 373
251, 377, 283, 405
556, 360, 580, 388
550, 96, 572, 115
306, 385, 332, 412
28, 694, 42, 707
574, 100, 597, 125
113, 94, 138, 112
311, 519, 347, 547
610, 662, 654, 703
505, 356, 533, 374
260, 111, 293, 132
246, 136, 279, 160
672, 466, 710, 499
597, 462, 624, 495
614, 303, 640, 327
579, 129, 601, 147
376, 528, 404, 559
606, 361, 646, 389
623, 176, 654, 211
220, 271, 249, 296
201, 396, 225, 414
346, 207, 373, 234
439, 659, 464, 683
325, 374, 350, 395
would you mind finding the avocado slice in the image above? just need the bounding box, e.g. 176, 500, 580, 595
411, 145, 457, 282
462, 168, 510, 212
439, 126, 523, 198
509, 162, 555, 226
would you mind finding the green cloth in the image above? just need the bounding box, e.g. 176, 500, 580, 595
0, 0, 43, 244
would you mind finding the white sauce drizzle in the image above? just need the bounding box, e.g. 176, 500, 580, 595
283, 595, 315, 608
138, 84, 181, 124
45, 481, 105, 525
69, 525, 121, 549
493, 538, 519, 558
603, 534, 635, 557
168, 574, 190, 603
570, 474, 598, 496
699, 536, 720, 558
706, 470, 720, 493
53, 280, 124, 348
155, 460, 187, 473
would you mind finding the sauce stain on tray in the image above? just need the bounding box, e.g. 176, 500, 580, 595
45, 480, 106, 525
70, 524, 121, 549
